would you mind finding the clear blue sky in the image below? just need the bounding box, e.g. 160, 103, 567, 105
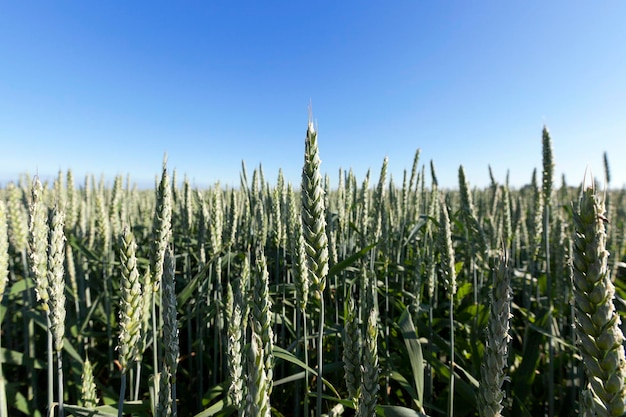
1, 1, 625, 190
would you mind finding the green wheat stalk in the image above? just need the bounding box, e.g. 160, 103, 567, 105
301, 117, 329, 417
572, 187, 626, 416
251, 249, 274, 394
28, 178, 52, 415
343, 297, 361, 403
117, 223, 143, 417
158, 247, 179, 417
47, 206, 66, 417
225, 282, 245, 408
477, 251, 512, 417
245, 330, 271, 417
357, 308, 379, 417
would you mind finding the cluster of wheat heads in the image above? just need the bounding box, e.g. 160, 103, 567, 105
0, 123, 625, 417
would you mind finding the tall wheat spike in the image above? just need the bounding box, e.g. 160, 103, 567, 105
47, 206, 66, 417
47, 206, 66, 353
118, 223, 143, 372
343, 297, 361, 403
373, 156, 388, 243
225, 189, 239, 250
229, 256, 250, 415
27, 178, 53, 414
150, 162, 172, 382
29, 178, 49, 308
197, 192, 208, 267
252, 249, 274, 394
225, 282, 245, 407
152, 164, 172, 287
117, 223, 143, 417
301, 117, 330, 417
358, 171, 371, 248
158, 247, 179, 417
65, 170, 78, 232
572, 187, 626, 416
94, 185, 111, 253
528, 169, 543, 261
246, 330, 271, 417
301, 119, 329, 300
477, 252, 512, 417
357, 308, 379, 417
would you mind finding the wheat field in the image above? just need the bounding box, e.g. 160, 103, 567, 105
0, 123, 624, 417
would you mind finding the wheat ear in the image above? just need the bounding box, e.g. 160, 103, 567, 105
477, 252, 512, 417
573, 187, 626, 416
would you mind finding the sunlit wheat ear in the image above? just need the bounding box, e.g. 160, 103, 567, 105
29, 178, 50, 308
529, 169, 543, 261
94, 187, 110, 252
86, 177, 97, 249
140, 266, 152, 348
209, 183, 223, 258
500, 185, 512, 247
252, 171, 268, 250
458, 165, 475, 216
343, 297, 361, 402
478, 252, 512, 417
542, 126, 554, 206
158, 247, 179, 416
65, 169, 78, 232
152, 164, 172, 291
117, 223, 143, 373
271, 186, 283, 249
81, 358, 98, 408
235, 256, 251, 335
425, 186, 439, 301
336, 168, 347, 235
162, 248, 179, 376
0, 202, 8, 300
65, 242, 79, 314
373, 156, 388, 242
108, 175, 123, 238
252, 249, 274, 394
225, 189, 239, 249
301, 120, 328, 300
226, 282, 245, 405
182, 176, 194, 234
430, 160, 439, 188
197, 193, 208, 266
245, 330, 271, 417
572, 187, 626, 416
358, 171, 371, 246
357, 308, 379, 417
47, 206, 67, 352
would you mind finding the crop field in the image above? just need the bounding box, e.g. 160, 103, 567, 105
0, 122, 624, 417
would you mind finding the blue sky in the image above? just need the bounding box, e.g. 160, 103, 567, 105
1, 1, 625, 190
